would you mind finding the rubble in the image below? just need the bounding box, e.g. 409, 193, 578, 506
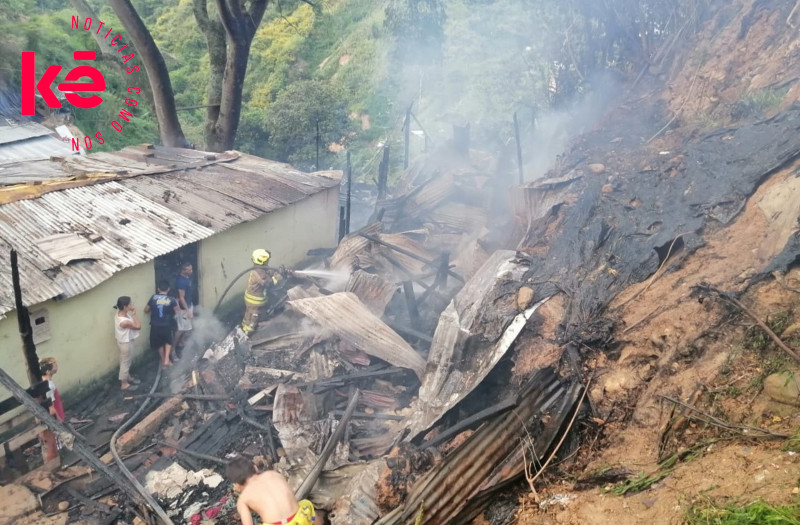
0, 483, 38, 522
144, 462, 225, 499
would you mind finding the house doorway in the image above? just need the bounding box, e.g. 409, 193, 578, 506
154, 243, 199, 306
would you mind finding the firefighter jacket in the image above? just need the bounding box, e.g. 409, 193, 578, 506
244, 267, 281, 306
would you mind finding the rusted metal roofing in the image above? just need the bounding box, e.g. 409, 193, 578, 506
376, 368, 583, 525
0, 145, 340, 316
404, 250, 539, 440
288, 292, 426, 378
0, 181, 213, 315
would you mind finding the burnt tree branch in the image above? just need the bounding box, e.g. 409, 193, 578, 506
693, 284, 800, 364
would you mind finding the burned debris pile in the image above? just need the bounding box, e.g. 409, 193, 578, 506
32, 142, 580, 525
13, 101, 800, 524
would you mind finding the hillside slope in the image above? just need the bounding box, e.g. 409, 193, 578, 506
505, 1, 800, 523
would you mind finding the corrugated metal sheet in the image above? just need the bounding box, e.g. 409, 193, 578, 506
376, 368, 582, 525
0, 181, 214, 315
0, 145, 340, 317
0, 134, 75, 167
288, 292, 426, 378
0, 121, 52, 144
405, 250, 535, 440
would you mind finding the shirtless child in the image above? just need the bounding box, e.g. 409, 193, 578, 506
226, 456, 316, 525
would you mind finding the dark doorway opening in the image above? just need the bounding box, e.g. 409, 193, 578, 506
154, 243, 199, 306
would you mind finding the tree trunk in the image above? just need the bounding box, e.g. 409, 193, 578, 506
211, 0, 269, 152
211, 41, 250, 151
193, 0, 226, 151
109, 0, 189, 148
69, 0, 118, 58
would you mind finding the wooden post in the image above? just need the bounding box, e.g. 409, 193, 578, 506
338, 206, 346, 242
453, 122, 470, 157
345, 150, 352, 235
0, 364, 154, 514
315, 120, 320, 170
377, 146, 390, 201
11, 250, 40, 385
295, 390, 359, 500
437, 252, 450, 289
404, 104, 412, 170
403, 281, 421, 328
514, 111, 524, 185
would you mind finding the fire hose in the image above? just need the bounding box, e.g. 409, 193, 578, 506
110, 366, 174, 525
213, 265, 292, 315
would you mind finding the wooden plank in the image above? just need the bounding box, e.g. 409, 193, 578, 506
0, 424, 44, 459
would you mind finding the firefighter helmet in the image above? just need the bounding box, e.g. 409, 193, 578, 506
252, 249, 271, 266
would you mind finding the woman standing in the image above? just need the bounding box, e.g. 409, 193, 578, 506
114, 296, 142, 391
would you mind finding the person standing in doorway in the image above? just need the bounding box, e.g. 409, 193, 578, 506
145, 280, 180, 368
174, 262, 194, 360
114, 296, 141, 391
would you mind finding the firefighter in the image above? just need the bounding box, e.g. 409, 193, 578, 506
241, 249, 290, 334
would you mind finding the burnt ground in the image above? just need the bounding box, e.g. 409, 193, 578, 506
503, 1, 800, 523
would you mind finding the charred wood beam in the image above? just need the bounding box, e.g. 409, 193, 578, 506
378, 146, 390, 201
295, 389, 360, 500
238, 412, 278, 463
154, 439, 227, 465
0, 365, 150, 512
513, 111, 524, 185
404, 104, 412, 169
304, 365, 406, 393
123, 393, 230, 401
419, 397, 518, 450
385, 321, 433, 343
402, 281, 421, 328
11, 250, 40, 385
381, 251, 428, 286
331, 410, 403, 421
359, 233, 465, 283
65, 486, 115, 515
346, 150, 352, 235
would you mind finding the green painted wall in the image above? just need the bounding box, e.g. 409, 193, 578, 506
199, 188, 340, 315
0, 262, 155, 427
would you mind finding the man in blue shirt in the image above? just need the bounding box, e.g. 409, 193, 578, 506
145, 280, 180, 367
174, 262, 194, 360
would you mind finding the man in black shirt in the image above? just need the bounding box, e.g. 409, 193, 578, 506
145, 279, 180, 367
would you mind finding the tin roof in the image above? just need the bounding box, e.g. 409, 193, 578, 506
0, 121, 76, 170
0, 145, 341, 316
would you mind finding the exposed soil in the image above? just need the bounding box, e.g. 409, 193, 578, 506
501, 2, 800, 523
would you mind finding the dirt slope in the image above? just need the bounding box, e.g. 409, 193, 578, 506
505, 1, 800, 523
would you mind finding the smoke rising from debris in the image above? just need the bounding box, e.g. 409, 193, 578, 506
167, 306, 227, 393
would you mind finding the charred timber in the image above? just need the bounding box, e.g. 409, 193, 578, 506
154, 439, 227, 465
0, 364, 152, 514
358, 233, 465, 283
295, 389, 360, 500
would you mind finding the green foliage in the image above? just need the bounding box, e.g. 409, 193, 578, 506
744, 311, 791, 352
783, 431, 800, 453
385, 0, 445, 63
265, 79, 349, 168
685, 499, 800, 524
